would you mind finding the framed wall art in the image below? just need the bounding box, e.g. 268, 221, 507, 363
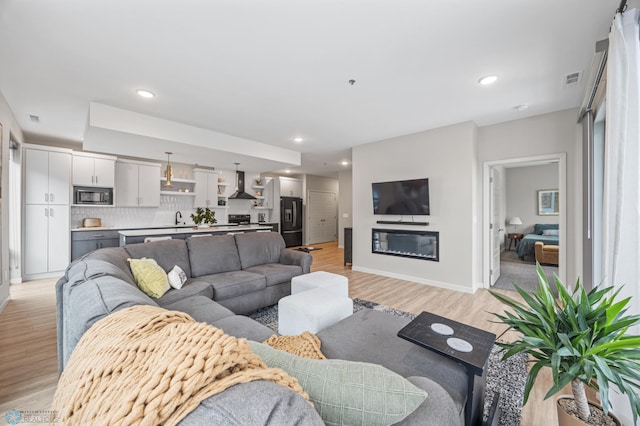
537, 189, 559, 216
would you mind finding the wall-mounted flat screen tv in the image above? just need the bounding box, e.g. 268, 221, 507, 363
372, 178, 430, 215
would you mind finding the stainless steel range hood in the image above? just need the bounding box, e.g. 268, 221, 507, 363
228, 170, 256, 200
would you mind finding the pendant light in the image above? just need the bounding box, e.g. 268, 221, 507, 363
164, 152, 173, 187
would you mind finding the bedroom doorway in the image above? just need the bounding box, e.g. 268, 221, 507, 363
482, 154, 566, 291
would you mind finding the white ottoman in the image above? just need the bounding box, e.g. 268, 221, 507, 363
291, 271, 349, 297
278, 288, 353, 335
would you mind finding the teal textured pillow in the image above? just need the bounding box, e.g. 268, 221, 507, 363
249, 342, 427, 426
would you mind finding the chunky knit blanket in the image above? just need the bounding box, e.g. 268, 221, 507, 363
263, 331, 327, 360
52, 306, 308, 426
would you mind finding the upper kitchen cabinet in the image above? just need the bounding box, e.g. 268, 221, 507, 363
72, 152, 116, 187
115, 160, 161, 207
279, 177, 303, 198
194, 168, 228, 209
24, 146, 72, 205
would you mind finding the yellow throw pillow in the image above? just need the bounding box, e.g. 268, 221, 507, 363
128, 257, 170, 298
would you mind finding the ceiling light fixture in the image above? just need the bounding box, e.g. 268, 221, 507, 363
136, 89, 155, 98
478, 75, 498, 86
293, 137, 303, 143
341, 161, 349, 166
284, 169, 291, 174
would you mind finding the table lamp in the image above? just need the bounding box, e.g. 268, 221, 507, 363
509, 217, 522, 233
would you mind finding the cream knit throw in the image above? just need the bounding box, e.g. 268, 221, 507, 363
263, 331, 327, 360
52, 305, 308, 426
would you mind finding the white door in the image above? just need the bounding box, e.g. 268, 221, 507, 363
115, 162, 140, 206
24, 205, 49, 275
137, 164, 160, 207
48, 151, 71, 205
490, 168, 501, 285
72, 155, 95, 186
308, 191, 338, 244
25, 149, 50, 205
94, 158, 115, 187
48, 205, 70, 271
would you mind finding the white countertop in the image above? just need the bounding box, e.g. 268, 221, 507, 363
118, 224, 273, 237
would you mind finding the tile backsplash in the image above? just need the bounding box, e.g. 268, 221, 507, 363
71, 196, 270, 229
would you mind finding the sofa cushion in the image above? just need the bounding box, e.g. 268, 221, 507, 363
72, 247, 136, 285
234, 232, 285, 269
128, 257, 171, 298
155, 280, 214, 306
186, 235, 242, 277
211, 315, 275, 342
125, 239, 192, 278
178, 380, 324, 426
244, 263, 303, 287
162, 295, 235, 324
249, 342, 428, 426
199, 271, 266, 301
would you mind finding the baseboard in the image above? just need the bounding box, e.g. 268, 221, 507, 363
0, 295, 9, 314
351, 266, 474, 294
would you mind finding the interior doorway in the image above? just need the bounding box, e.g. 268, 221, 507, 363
482, 154, 567, 290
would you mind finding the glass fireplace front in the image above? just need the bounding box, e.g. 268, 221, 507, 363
372, 228, 439, 262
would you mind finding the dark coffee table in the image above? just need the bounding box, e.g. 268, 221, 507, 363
398, 311, 496, 426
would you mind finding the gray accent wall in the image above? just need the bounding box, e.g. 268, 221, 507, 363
353, 121, 479, 292
352, 108, 581, 291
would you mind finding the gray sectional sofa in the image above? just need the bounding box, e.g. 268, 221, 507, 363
56, 231, 466, 425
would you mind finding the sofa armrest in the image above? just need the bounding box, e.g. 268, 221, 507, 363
279, 248, 312, 273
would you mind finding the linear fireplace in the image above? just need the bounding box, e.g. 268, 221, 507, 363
372, 228, 439, 262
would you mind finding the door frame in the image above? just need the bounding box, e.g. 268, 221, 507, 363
482, 153, 567, 289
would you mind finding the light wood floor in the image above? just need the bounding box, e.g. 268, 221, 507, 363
0, 241, 560, 424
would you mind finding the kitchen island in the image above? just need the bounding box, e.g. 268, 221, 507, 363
118, 224, 274, 245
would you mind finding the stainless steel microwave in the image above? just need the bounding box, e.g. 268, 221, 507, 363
73, 186, 113, 205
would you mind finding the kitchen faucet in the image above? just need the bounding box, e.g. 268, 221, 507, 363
175, 211, 183, 225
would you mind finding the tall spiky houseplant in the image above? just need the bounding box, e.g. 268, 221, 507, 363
489, 264, 640, 424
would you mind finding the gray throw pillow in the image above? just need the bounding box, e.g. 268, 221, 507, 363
249, 341, 427, 426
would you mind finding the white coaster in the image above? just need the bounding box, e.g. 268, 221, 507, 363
447, 337, 473, 352
430, 323, 454, 336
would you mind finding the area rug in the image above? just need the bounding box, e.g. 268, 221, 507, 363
248, 298, 527, 425
493, 259, 559, 294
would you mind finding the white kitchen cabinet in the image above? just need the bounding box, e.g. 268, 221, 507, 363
194, 169, 223, 208
72, 153, 116, 187
23, 145, 72, 278
115, 160, 161, 207
280, 177, 303, 198
25, 148, 71, 205
24, 205, 70, 275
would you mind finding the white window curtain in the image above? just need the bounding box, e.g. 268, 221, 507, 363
602, 8, 640, 425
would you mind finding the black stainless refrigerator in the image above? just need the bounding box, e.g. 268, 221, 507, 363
280, 196, 303, 247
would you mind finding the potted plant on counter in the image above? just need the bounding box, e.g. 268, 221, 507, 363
191, 207, 217, 227
489, 264, 640, 425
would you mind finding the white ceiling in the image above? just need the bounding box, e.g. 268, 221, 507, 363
0, 0, 620, 176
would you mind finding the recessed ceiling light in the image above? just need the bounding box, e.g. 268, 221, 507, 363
514, 104, 529, 111
341, 161, 349, 166
293, 137, 303, 143
136, 89, 155, 98
284, 169, 291, 174
478, 75, 498, 86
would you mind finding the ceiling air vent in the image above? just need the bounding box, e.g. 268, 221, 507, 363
562, 71, 582, 88
29, 114, 40, 123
